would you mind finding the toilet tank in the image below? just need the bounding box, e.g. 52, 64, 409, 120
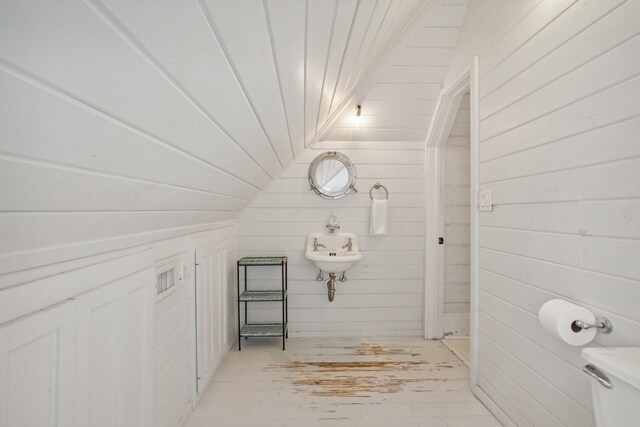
581, 347, 640, 427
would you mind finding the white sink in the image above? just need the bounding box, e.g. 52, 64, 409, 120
305, 232, 362, 273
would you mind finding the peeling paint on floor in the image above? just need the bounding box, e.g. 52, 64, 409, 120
272, 342, 455, 398
184, 337, 500, 426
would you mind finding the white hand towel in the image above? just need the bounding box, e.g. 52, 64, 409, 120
370, 199, 388, 236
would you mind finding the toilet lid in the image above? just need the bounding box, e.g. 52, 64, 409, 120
581, 347, 640, 389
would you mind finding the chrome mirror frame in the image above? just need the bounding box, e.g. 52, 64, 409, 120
308, 151, 357, 200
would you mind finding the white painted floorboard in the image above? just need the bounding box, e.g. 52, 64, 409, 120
442, 338, 470, 369
185, 337, 501, 427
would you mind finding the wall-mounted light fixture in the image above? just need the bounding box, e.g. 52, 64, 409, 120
353, 104, 363, 127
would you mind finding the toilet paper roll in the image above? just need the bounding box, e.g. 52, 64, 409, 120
538, 299, 597, 346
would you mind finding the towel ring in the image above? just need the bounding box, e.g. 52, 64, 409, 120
369, 182, 389, 200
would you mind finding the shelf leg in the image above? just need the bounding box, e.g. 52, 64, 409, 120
282, 261, 285, 350
244, 265, 248, 340
284, 261, 288, 339
237, 261, 241, 351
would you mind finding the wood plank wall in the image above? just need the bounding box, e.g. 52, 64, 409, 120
444, 93, 470, 337
0, 0, 426, 276
324, 0, 468, 142
446, 0, 640, 425
0, 224, 236, 427
237, 140, 426, 337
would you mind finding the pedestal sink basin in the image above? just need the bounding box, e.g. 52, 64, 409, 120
304, 232, 362, 273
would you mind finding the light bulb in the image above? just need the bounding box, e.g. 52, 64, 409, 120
353, 104, 363, 127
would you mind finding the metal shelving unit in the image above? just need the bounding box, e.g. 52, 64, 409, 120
237, 256, 288, 350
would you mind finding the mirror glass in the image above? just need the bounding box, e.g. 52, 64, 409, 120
308, 152, 357, 199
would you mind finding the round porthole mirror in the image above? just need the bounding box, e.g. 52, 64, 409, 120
308, 151, 357, 199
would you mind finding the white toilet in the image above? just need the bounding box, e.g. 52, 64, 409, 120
581, 347, 640, 427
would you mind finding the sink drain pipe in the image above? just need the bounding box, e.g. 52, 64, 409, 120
325, 273, 336, 302
318, 271, 346, 302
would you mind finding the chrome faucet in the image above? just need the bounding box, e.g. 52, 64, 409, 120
326, 213, 340, 233
313, 237, 326, 252
341, 238, 353, 252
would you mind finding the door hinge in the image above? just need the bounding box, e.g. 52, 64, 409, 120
438, 237, 444, 245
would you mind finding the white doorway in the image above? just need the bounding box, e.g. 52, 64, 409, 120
440, 92, 471, 365
424, 57, 480, 386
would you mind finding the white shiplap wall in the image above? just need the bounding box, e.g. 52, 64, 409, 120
237, 140, 426, 337
445, 0, 640, 426
443, 93, 470, 337
0, 223, 237, 427
323, 0, 467, 142
0, 0, 428, 275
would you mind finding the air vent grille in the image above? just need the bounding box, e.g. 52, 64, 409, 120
156, 268, 176, 295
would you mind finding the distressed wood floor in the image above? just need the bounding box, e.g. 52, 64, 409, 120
184, 337, 501, 427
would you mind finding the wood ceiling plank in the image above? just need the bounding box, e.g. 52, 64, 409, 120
202, 0, 293, 170
265, 0, 307, 158
0, 0, 271, 187
98, 0, 284, 179
305, 0, 338, 145
315, 0, 358, 133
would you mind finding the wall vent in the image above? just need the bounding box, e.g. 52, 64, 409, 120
156, 267, 176, 296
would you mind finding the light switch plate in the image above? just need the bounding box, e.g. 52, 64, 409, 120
479, 189, 493, 212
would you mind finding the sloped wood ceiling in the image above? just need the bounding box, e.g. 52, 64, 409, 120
0, 0, 458, 263
1, 0, 428, 183
323, 0, 467, 141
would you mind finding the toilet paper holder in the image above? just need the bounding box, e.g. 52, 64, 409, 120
572, 317, 613, 334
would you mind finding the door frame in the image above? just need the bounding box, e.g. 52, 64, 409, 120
423, 57, 480, 385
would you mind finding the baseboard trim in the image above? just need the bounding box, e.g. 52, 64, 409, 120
472, 384, 516, 427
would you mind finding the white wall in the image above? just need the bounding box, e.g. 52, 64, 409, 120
0, 1, 431, 279
237, 139, 425, 337
3, 1, 639, 424
0, 2, 449, 422
324, 0, 467, 142
0, 224, 236, 427
443, 93, 470, 337
445, 0, 640, 425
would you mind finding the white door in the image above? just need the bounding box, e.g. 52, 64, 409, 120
153, 256, 191, 427
0, 300, 76, 427
194, 244, 226, 393
75, 270, 154, 427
